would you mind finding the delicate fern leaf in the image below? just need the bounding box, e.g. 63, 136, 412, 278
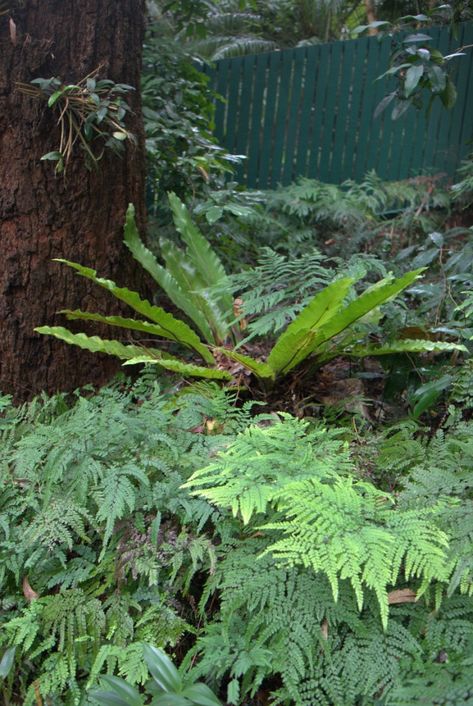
215, 348, 275, 380
52, 258, 213, 361
184, 417, 347, 524
95, 465, 148, 550
60, 310, 213, 362
349, 339, 468, 356
267, 277, 355, 374
34, 327, 165, 361
168, 193, 233, 312
256, 469, 449, 628
123, 205, 215, 344
123, 356, 232, 380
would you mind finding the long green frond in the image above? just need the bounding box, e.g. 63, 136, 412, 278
160, 239, 230, 344
123, 358, 231, 380
123, 204, 216, 344
267, 277, 355, 374
274, 269, 426, 374
168, 193, 233, 313
349, 339, 468, 356
35, 326, 164, 361
53, 258, 213, 362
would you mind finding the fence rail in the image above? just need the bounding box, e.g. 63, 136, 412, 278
203, 23, 473, 188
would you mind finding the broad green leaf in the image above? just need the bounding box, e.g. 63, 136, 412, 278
412, 374, 453, 420
143, 645, 182, 693
123, 357, 232, 380
349, 340, 467, 357
181, 683, 222, 706
267, 277, 355, 375
374, 92, 396, 119
428, 65, 446, 93
301, 269, 426, 362
88, 690, 131, 706
35, 326, 173, 361
99, 676, 143, 706
0, 646, 15, 678
168, 193, 233, 314
47, 89, 64, 107
123, 205, 215, 344
403, 33, 432, 43
60, 310, 211, 363
215, 348, 275, 380
151, 696, 192, 706
40, 151, 63, 161
53, 258, 213, 362
440, 77, 457, 109
376, 63, 411, 80
404, 64, 424, 96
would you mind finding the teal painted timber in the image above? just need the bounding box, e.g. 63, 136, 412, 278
294, 45, 319, 177
202, 22, 473, 187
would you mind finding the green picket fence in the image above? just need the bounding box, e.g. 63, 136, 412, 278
202, 23, 473, 188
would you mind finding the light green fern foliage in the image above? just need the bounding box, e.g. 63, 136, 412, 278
185, 414, 452, 628
183, 413, 473, 705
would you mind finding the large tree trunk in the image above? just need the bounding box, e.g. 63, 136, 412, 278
0, 0, 147, 400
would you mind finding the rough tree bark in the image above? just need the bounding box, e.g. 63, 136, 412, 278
0, 0, 147, 400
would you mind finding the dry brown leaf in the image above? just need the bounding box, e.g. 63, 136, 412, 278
321, 618, 329, 640
388, 588, 417, 605
33, 680, 43, 706
9, 17, 17, 45
22, 575, 39, 602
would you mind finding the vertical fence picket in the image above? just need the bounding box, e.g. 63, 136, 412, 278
354, 37, 385, 180
330, 40, 355, 183
247, 53, 268, 187
306, 42, 332, 179
234, 55, 256, 182
270, 50, 294, 187
294, 45, 319, 177
456, 23, 473, 166
318, 41, 343, 182
258, 51, 281, 188
341, 37, 368, 179
282, 48, 305, 184
213, 59, 229, 138
445, 24, 469, 175
225, 57, 243, 154
366, 37, 392, 177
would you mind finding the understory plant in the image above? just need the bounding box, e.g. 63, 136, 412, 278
0, 377, 254, 705
90, 645, 221, 706
36, 199, 465, 385
18, 70, 136, 173
1, 374, 473, 705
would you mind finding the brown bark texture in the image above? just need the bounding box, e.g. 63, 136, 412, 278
0, 0, 147, 400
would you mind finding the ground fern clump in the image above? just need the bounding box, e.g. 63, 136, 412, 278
0, 376, 255, 704
2, 371, 473, 705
